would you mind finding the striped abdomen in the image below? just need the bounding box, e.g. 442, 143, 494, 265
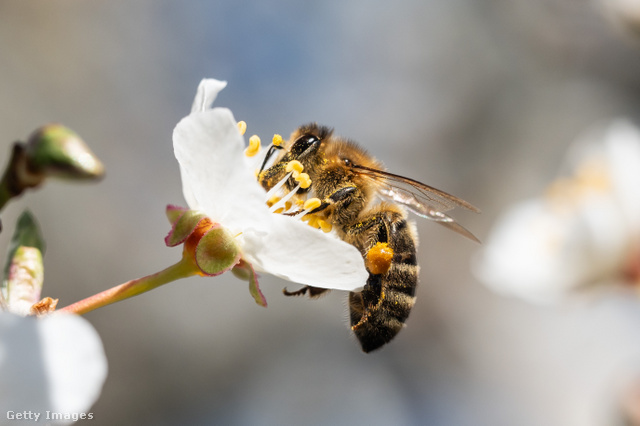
346, 209, 418, 353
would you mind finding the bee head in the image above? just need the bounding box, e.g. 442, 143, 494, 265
290, 133, 321, 160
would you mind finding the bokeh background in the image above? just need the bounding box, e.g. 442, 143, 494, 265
3, 1, 640, 425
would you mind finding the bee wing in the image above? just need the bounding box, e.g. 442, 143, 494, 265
353, 165, 480, 243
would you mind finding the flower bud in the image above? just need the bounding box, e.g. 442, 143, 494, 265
25, 124, 105, 180
4, 246, 44, 316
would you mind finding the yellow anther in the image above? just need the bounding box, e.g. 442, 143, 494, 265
245, 135, 261, 157
302, 214, 313, 223
286, 160, 304, 174
272, 134, 283, 146
273, 207, 285, 214
295, 173, 312, 189
267, 196, 281, 207
295, 199, 305, 206
307, 216, 320, 228
303, 198, 322, 211
237, 121, 247, 136
284, 201, 293, 211
318, 220, 333, 233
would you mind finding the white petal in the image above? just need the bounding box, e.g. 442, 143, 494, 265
173, 108, 269, 231
242, 215, 368, 291
0, 312, 107, 418
190, 79, 227, 113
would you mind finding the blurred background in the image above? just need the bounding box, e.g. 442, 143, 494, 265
3, 1, 640, 425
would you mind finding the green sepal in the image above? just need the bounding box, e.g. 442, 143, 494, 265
164, 209, 207, 247
165, 204, 186, 225
232, 259, 267, 307
195, 226, 241, 276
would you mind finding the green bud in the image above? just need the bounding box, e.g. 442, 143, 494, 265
4, 246, 44, 315
2, 211, 46, 314
25, 124, 105, 180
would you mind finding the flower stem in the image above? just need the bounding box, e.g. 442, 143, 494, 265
59, 258, 199, 315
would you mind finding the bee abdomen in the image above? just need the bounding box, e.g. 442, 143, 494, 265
349, 215, 418, 353
349, 264, 418, 353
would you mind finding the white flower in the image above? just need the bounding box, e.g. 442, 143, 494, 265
173, 79, 368, 291
0, 311, 107, 423
474, 120, 640, 303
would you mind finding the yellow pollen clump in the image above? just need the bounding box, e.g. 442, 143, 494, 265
237, 121, 247, 136
245, 135, 261, 157
366, 242, 394, 275
295, 173, 312, 189
302, 214, 320, 228
303, 198, 322, 211
318, 219, 333, 233
272, 134, 284, 146
295, 199, 305, 206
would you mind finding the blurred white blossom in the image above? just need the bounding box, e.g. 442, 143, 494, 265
474, 120, 640, 303
0, 312, 107, 424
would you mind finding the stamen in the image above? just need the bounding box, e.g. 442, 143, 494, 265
269, 183, 301, 213
245, 135, 261, 157
286, 160, 304, 174
272, 134, 283, 146
237, 121, 247, 136
303, 198, 322, 211
295, 173, 312, 189
264, 172, 293, 201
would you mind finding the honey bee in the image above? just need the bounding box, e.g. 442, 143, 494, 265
258, 123, 479, 353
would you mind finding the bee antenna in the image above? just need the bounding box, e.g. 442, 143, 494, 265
258, 144, 284, 176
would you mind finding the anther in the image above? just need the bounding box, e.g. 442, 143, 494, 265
267, 196, 281, 207
237, 121, 247, 136
318, 220, 333, 233
245, 135, 261, 157
272, 134, 283, 146
303, 198, 322, 211
286, 160, 304, 174
295, 173, 312, 189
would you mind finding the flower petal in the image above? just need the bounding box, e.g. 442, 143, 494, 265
190, 79, 227, 114
0, 312, 107, 417
242, 215, 368, 291
173, 108, 268, 232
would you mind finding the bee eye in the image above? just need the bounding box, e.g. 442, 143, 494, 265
343, 158, 353, 167
291, 134, 321, 157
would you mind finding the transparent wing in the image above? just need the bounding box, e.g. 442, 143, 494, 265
353, 164, 480, 242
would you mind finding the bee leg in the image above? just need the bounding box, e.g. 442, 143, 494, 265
283, 286, 330, 298
308, 186, 358, 215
